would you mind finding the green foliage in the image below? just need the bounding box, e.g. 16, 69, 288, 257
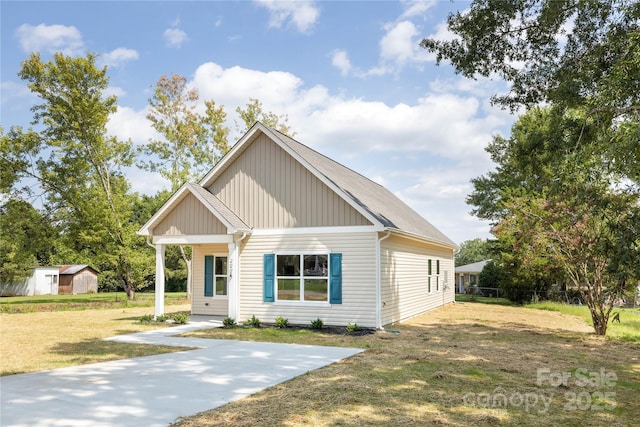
172, 313, 189, 325
455, 238, 495, 266
155, 314, 170, 322
222, 317, 237, 328
139, 314, 154, 323
236, 98, 295, 137
309, 318, 324, 329
245, 314, 261, 327
478, 260, 504, 289
346, 323, 362, 333
275, 316, 289, 329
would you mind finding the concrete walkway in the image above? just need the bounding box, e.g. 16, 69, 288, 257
1, 317, 363, 427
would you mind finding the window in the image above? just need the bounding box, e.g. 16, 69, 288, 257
263, 253, 342, 304
205, 255, 228, 297
276, 254, 328, 302
436, 260, 440, 291
428, 259, 433, 293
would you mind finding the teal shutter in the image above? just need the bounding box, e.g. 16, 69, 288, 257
204, 256, 213, 297
329, 253, 342, 304
263, 254, 275, 302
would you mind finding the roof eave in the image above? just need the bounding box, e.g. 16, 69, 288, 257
386, 228, 459, 250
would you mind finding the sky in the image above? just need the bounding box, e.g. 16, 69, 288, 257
1, 0, 518, 245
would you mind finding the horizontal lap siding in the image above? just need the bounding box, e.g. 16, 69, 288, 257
238, 232, 377, 327
192, 244, 229, 316
381, 235, 455, 326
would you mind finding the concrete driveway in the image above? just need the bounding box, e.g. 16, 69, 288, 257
1, 318, 363, 427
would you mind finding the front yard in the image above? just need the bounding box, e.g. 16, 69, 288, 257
1, 297, 638, 426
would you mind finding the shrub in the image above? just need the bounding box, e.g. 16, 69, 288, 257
310, 318, 324, 329
155, 314, 170, 322
346, 323, 362, 333
275, 316, 289, 328
246, 315, 261, 327
139, 314, 153, 323
172, 313, 189, 324
222, 317, 237, 328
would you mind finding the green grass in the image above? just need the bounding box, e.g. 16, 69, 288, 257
455, 293, 515, 306
527, 301, 640, 343
0, 292, 189, 313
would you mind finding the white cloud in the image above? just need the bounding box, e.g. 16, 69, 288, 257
107, 106, 157, 146
15, 23, 84, 56
255, 0, 320, 33
0, 81, 34, 104
331, 50, 352, 76
104, 86, 127, 98
102, 47, 139, 68
400, 0, 438, 19
164, 28, 188, 48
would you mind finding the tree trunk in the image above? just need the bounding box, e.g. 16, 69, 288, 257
179, 245, 192, 299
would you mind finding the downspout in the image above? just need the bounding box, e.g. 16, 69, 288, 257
376, 230, 391, 330
231, 232, 248, 320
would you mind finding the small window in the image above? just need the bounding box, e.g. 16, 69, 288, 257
205, 255, 228, 297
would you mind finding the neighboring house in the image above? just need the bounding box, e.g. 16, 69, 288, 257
455, 260, 491, 293
0, 267, 59, 296
58, 265, 99, 294
139, 122, 458, 328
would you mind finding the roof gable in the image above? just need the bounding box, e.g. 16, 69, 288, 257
201, 123, 456, 248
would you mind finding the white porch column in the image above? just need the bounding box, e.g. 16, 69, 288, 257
228, 241, 240, 320
155, 244, 166, 318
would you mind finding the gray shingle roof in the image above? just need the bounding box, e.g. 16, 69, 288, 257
272, 128, 457, 248
455, 260, 491, 273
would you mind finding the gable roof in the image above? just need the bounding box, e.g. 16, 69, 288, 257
455, 260, 491, 273
200, 122, 457, 248
59, 265, 98, 275
138, 182, 251, 236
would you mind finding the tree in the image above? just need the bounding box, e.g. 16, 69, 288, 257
420, 0, 640, 116
494, 182, 639, 335
236, 98, 295, 136
455, 238, 495, 266
141, 73, 230, 190
0, 199, 57, 283
3, 52, 149, 299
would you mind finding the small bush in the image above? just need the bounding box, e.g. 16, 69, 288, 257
139, 314, 154, 323
310, 318, 324, 329
275, 316, 289, 328
172, 313, 189, 324
346, 323, 362, 333
155, 314, 170, 322
222, 317, 237, 328
246, 315, 261, 327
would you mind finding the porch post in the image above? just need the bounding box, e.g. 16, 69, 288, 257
228, 241, 239, 320
155, 244, 166, 318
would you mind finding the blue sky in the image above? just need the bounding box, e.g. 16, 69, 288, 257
1, 0, 517, 244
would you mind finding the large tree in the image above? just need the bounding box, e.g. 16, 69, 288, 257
2, 52, 151, 299
455, 238, 495, 266
236, 98, 295, 136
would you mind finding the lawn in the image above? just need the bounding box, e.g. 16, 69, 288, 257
175, 302, 639, 427
0, 291, 189, 313
0, 304, 192, 375
2, 299, 638, 426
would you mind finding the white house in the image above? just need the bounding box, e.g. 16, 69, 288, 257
139, 123, 458, 328
0, 267, 59, 296
455, 260, 491, 293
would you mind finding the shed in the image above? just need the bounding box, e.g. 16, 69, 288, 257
58, 265, 99, 294
0, 267, 60, 296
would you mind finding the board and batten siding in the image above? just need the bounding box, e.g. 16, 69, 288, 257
238, 232, 378, 327
207, 134, 371, 229
191, 244, 230, 316
380, 234, 455, 326
153, 193, 227, 236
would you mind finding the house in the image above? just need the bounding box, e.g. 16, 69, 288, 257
58, 265, 99, 294
139, 122, 458, 328
0, 266, 59, 296
455, 260, 491, 293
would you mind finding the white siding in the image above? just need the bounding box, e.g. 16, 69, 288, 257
237, 231, 378, 327
381, 235, 454, 326
192, 244, 230, 316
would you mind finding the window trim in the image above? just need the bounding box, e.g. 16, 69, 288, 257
205, 254, 229, 299
274, 251, 330, 304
